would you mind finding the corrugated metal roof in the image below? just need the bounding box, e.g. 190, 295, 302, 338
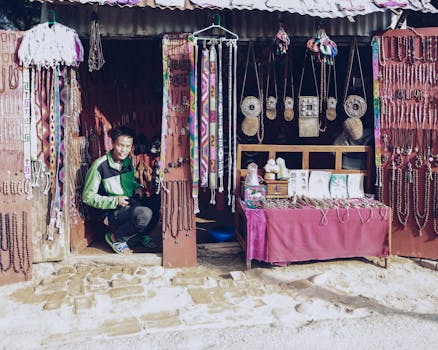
33, 0, 438, 18
47, 4, 394, 38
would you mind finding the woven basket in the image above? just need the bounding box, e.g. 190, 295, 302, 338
343, 117, 363, 140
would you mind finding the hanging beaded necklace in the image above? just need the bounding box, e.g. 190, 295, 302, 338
2, 213, 12, 272
395, 168, 410, 226
389, 160, 396, 222
376, 165, 385, 202
21, 211, 31, 277
412, 168, 431, 235
433, 172, 438, 235
378, 37, 387, 67
357, 206, 373, 224
0, 213, 3, 271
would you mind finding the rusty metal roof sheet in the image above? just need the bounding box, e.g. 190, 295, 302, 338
33, 0, 438, 18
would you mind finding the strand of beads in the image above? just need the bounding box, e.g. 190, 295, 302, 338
433, 172, 438, 236
413, 169, 431, 235
396, 168, 410, 226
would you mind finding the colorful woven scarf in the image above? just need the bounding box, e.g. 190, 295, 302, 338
232, 41, 238, 212
209, 44, 217, 204
22, 67, 31, 185
200, 47, 210, 188
159, 35, 170, 188
29, 67, 37, 162
189, 37, 200, 213
42, 69, 51, 172
227, 42, 233, 206
217, 42, 224, 193
35, 68, 44, 160
48, 67, 62, 240
58, 67, 67, 211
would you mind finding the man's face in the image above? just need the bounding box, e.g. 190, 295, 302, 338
112, 135, 133, 162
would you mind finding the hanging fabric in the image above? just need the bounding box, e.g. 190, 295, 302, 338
48, 66, 64, 240
217, 41, 224, 193
159, 36, 170, 188
232, 40, 238, 212
200, 46, 210, 188
189, 36, 200, 213
18, 17, 84, 241
227, 42, 233, 206
22, 67, 32, 190
209, 44, 218, 204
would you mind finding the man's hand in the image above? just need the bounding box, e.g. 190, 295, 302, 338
118, 196, 130, 207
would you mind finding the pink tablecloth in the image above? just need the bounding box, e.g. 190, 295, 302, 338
240, 200, 390, 265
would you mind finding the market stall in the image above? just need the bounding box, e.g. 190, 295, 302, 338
1, 1, 437, 282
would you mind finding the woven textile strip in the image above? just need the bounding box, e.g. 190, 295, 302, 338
159, 35, 170, 185
34, 69, 44, 160
189, 37, 200, 213
42, 69, 51, 172
48, 71, 57, 195
217, 42, 224, 193
227, 42, 233, 206
29, 67, 37, 162
209, 44, 217, 204
48, 67, 63, 240
200, 48, 210, 188
371, 37, 382, 168
232, 41, 238, 212
22, 67, 31, 183
57, 67, 67, 211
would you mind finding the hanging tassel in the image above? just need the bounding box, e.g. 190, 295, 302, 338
193, 195, 200, 214
47, 217, 56, 241
210, 189, 216, 205
407, 162, 413, 183
219, 177, 224, 193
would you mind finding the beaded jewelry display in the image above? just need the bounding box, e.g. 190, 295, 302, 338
433, 172, 438, 235
413, 169, 431, 235
395, 168, 410, 226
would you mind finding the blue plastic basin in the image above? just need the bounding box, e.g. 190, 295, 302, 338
209, 226, 234, 243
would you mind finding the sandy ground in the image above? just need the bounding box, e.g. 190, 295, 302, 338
0, 253, 437, 350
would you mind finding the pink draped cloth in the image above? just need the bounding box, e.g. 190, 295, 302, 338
239, 200, 390, 266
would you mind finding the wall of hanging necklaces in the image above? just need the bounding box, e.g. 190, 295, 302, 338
0, 31, 32, 285
373, 28, 438, 259
160, 33, 197, 267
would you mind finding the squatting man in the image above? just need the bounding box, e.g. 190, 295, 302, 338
82, 126, 159, 254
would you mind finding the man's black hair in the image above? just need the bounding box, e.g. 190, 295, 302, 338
109, 126, 135, 142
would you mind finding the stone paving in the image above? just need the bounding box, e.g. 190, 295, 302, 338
1, 249, 437, 349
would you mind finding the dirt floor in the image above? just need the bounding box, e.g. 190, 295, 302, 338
0, 249, 437, 350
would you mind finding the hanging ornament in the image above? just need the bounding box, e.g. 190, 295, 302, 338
274, 25, 290, 55
18, 13, 83, 68
88, 11, 105, 72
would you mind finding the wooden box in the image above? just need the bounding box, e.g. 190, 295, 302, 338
265, 180, 289, 198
